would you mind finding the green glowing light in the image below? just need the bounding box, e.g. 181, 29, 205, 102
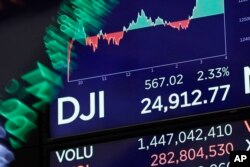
22, 62, 62, 111
9, 137, 22, 150
0, 98, 37, 149
45, 26, 68, 46
44, 0, 120, 73
5, 79, 20, 95
22, 62, 63, 88
5, 116, 36, 143
44, 40, 68, 58
0, 99, 37, 122
0, 0, 121, 151
192, 0, 224, 19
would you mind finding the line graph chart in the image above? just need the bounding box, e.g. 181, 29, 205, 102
67, 0, 227, 82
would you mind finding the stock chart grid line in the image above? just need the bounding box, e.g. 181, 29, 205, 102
67, 0, 228, 83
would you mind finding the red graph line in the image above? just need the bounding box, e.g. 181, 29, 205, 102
67, 39, 75, 82
244, 120, 250, 133
167, 19, 191, 30
85, 18, 191, 52
86, 31, 124, 52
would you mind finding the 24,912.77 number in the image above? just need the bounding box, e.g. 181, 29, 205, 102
141, 85, 230, 114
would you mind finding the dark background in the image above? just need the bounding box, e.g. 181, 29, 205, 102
0, 0, 249, 166
0, 0, 60, 92
0, 0, 60, 166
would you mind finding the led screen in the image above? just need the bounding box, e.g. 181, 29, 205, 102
50, 0, 250, 138
50, 119, 250, 166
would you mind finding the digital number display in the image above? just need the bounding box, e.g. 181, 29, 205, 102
50, 0, 250, 138
50, 119, 250, 167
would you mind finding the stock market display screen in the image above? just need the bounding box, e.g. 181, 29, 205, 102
50, 119, 250, 167
50, 0, 250, 138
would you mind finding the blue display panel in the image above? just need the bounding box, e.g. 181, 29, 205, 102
50, 0, 250, 138
50, 119, 250, 166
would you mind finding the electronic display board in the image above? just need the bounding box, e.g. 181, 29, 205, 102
50, 0, 250, 138
50, 118, 250, 167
